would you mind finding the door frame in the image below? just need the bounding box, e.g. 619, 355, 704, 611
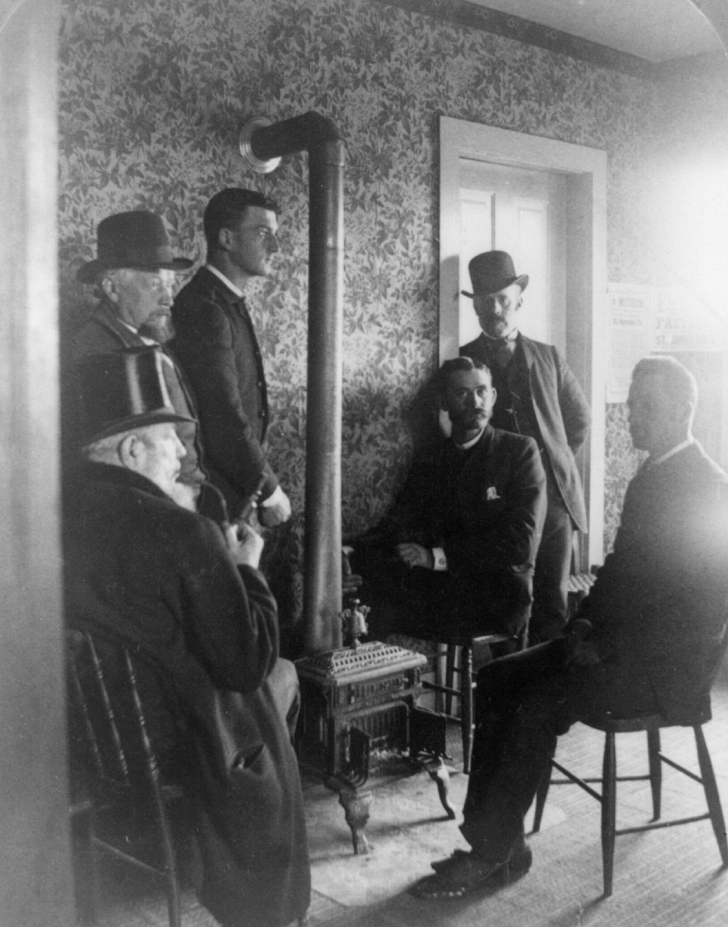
439, 116, 608, 567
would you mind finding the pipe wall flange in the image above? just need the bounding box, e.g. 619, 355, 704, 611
239, 117, 282, 174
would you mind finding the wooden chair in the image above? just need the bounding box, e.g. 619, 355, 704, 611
66, 629, 184, 926
530, 710, 728, 896
422, 630, 526, 773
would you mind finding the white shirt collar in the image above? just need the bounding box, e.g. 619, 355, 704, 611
650, 437, 695, 467
454, 427, 486, 451
205, 263, 245, 298
118, 319, 156, 345
481, 328, 519, 344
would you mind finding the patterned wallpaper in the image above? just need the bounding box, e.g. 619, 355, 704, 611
58, 0, 708, 623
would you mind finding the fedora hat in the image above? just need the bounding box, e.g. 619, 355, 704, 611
461, 251, 529, 299
77, 211, 193, 283
78, 346, 195, 446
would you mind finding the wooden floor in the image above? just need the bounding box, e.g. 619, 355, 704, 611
80, 676, 728, 927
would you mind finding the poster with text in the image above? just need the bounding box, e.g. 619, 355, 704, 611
653, 287, 723, 353
607, 284, 653, 403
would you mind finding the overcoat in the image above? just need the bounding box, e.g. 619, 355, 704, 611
64, 463, 311, 927
65, 301, 206, 489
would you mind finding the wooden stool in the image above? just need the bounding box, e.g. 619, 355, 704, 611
423, 632, 524, 774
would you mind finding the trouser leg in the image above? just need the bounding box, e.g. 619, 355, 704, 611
266, 658, 301, 741
530, 482, 574, 644
461, 641, 570, 861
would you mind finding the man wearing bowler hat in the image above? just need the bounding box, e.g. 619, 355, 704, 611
65, 210, 210, 514
64, 346, 310, 927
461, 251, 591, 643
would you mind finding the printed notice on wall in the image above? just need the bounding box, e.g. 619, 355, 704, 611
653, 287, 723, 353
607, 284, 653, 403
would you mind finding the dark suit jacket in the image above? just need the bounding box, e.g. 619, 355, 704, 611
358, 426, 547, 636
461, 333, 590, 531
65, 301, 207, 490
64, 463, 310, 927
573, 442, 728, 723
172, 267, 278, 518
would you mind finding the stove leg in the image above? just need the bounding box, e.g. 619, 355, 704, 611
338, 786, 373, 854
422, 756, 457, 819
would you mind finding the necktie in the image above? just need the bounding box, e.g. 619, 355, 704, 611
491, 339, 513, 370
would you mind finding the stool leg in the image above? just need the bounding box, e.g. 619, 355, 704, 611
445, 645, 457, 717
601, 732, 617, 897
694, 724, 728, 867
461, 645, 473, 774
531, 762, 552, 834
646, 727, 662, 821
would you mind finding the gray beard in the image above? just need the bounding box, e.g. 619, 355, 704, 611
138, 313, 175, 343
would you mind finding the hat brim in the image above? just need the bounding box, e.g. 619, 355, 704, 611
83, 409, 196, 447
77, 257, 193, 284
461, 274, 529, 299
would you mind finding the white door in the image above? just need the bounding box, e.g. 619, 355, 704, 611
458, 159, 567, 350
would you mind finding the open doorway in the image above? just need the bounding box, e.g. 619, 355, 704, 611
439, 116, 607, 568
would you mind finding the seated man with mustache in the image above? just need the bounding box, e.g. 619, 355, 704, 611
349, 356, 547, 647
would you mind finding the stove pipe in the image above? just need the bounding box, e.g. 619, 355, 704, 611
240, 112, 345, 654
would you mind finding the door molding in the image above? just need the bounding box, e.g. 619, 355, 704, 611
439, 116, 607, 567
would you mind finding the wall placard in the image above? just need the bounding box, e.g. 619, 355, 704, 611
607, 283, 653, 403
653, 287, 723, 353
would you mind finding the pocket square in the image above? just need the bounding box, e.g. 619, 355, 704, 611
486, 487, 501, 501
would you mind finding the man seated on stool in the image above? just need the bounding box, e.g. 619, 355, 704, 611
64, 346, 310, 927
413, 356, 728, 901
348, 356, 546, 647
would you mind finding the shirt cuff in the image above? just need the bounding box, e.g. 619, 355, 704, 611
432, 547, 448, 571
261, 484, 285, 508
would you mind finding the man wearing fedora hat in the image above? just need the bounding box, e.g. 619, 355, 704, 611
65, 210, 212, 514
461, 251, 591, 643
64, 346, 311, 927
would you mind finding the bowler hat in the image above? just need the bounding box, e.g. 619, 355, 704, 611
77, 211, 193, 283
461, 251, 528, 299
78, 347, 195, 446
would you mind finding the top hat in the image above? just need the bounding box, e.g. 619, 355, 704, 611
77, 211, 193, 283
78, 346, 196, 446
461, 251, 529, 299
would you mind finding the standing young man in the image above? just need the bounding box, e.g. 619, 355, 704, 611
172, 189, 291, 526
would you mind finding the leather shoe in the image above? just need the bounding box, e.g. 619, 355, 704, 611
410, 845, 532, 900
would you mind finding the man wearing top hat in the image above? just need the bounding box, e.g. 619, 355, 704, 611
460, 251, 591, 643
64, 346, 310, 927
65, 210, 211, 515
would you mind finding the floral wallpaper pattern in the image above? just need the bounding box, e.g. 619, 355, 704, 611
58, 0, 712, 623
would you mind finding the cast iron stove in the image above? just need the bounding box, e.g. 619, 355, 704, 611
295, 602, 455, 853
